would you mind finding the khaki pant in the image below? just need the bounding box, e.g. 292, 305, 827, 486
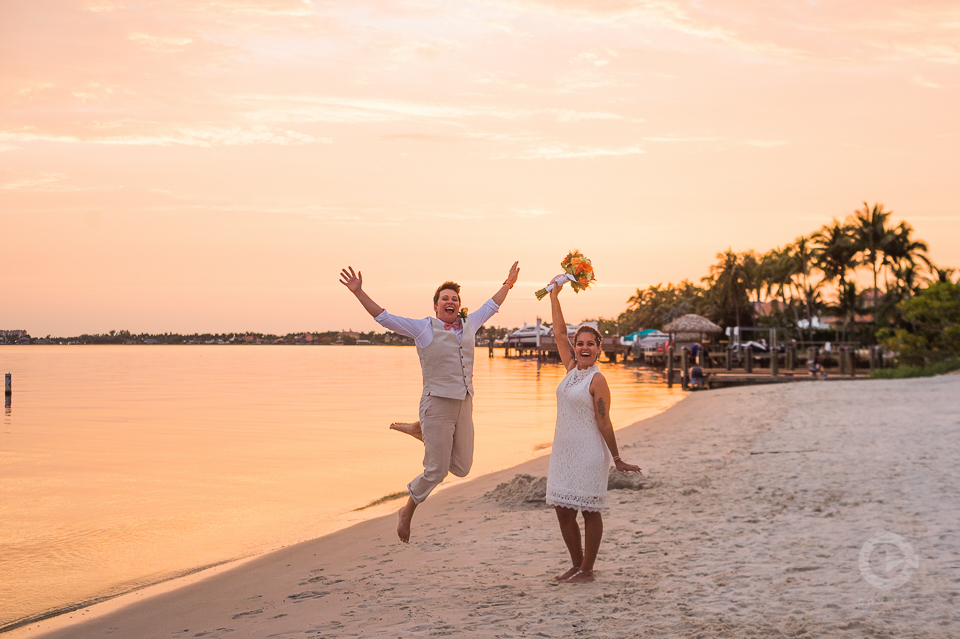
407, 393, 474, 504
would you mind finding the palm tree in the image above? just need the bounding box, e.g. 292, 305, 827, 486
626, 286, 652, 310
765, 246, 797, 310
812, 219, 859, 339
928, 265, 957, 284
790, 236, 822, 342
703, 250, 750, 328
885, 221, 930, 288
849, 202, 895, 318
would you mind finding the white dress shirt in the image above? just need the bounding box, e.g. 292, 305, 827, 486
375, 299, 500, 348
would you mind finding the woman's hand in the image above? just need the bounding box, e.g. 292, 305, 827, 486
549, 275, 566, 298
339, 266, 363, 294
614, 458, 642, 474
504, 261, 520, 288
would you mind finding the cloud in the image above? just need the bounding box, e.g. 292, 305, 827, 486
515, 208, 553, 217
126, 33, 194, 53
490, 0, 960, 65
0, 125, 328, 147
643, 136, 724, 142
240, 95, 627, 125
169, 0, 317, 17
0, 173, 68, 191
504, 143, 646, 159
911, 74, 941, 88
379, 133, 463, 142
84, 1, 125, 12
492, 0, 809, 60
743, 140, 787, 148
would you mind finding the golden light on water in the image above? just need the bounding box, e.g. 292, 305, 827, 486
0, 345, 682, 627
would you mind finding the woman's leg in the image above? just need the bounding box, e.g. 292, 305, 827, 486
554, 506, 583, 580
567, 510, 603, 583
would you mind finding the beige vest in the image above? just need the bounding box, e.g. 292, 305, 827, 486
416, 317, 475, 399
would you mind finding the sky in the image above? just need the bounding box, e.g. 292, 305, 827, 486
2, 0, 959, 336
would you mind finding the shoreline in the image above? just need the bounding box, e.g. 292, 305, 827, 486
12, 375, 960, 638
0, 347, 681, 633
3, 394, 671, 638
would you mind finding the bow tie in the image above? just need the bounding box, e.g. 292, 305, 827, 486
443, 320, 462, 331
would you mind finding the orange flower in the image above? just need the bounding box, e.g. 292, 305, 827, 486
578, 277, 589, 287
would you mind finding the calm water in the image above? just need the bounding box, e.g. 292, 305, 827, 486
0, 345, 682, 628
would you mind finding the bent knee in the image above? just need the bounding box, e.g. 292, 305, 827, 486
449, 461, 472, 478
422, 463, 450, 483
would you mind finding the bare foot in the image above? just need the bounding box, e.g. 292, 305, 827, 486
565, 570, 595, 584
390, 421, 423, 442
397, 506, 412, 543
554, 566, 580, 582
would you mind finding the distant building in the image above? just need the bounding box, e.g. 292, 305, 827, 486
859, 288, 883, 308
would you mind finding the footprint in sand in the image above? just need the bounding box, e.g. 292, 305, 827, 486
231, 609, 262, 619
287, 590, 330, 601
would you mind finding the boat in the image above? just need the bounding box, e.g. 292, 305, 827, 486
623, 329, 670, 357
505, 321, 600, 347
504, 323, 551, 347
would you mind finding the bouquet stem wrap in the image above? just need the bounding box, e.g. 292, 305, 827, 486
535, 274, 576, 300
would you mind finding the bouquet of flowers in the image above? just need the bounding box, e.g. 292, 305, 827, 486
535, 250, 596, 300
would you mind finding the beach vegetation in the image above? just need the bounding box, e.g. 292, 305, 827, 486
876, 282, 960, 366
613, 202, 955, 353
869, 358, 960, 379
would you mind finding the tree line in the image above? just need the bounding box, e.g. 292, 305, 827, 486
615, 202, 958, 359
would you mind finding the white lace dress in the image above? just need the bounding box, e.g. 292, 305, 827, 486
545, 365, 611, 512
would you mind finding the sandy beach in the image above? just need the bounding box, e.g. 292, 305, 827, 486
11, 375, 960, 639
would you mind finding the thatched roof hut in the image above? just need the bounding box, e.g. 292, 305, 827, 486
663, 314, 722, 334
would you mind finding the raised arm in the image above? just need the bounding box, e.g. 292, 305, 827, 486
590, 374, 642, 474
549, 281, 575, 370
491, 261, 520, 307
339, 266, 384, 318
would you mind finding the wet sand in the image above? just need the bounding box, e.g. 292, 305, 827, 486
12, 375, 960, 639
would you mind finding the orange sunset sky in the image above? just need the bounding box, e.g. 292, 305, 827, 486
2, 0, 958, 336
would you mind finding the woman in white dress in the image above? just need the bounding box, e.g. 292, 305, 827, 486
546, 280, 642, 583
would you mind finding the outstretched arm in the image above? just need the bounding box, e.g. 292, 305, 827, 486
339, 266, 384, 318
491, 261, 520, 307
591, 374, 642, 474
549, 280, 575, 370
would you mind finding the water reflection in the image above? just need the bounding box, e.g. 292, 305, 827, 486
0, 346, 682, 628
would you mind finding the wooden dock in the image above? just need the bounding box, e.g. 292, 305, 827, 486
500, 335, 627, 362
495, 339, 877, 391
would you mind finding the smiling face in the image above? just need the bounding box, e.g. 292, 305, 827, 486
574, 329, 600, 368
434, 288, 461, 323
